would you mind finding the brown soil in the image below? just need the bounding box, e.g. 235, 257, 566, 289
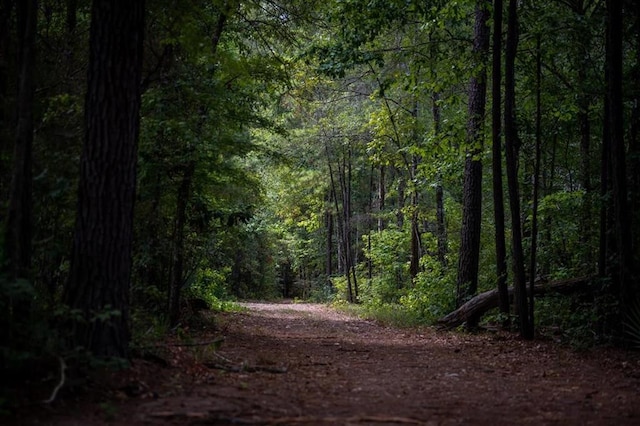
15, 302, 640, 425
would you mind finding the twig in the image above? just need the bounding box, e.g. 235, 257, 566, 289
204, 362, 288, 374
42, 356, 66, 404
137, 338, 225, 350
213, 351, 233, 364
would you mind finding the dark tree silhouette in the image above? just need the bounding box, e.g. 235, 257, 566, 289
64, 0, 145, 358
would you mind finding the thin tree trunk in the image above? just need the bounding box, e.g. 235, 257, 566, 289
326, 201, 334, 280
528, 34, 543, 334
325, 141, 353, 302
378, 165, 385, 232
4, 0, 35, 282
0, 0, 14, 135
409, 155, 421, 283
168, 159, 195, 327
457, 0, 490, 318
574, 1, 594, 264
66, 0, 77, 34
65, 0, 145, 358
542, 134, 557, 277
367, 166, 374, 282
491, 0, 509, 322
346, 145, 358, 299
431, 91, 448, 268
504, 0, 532, 339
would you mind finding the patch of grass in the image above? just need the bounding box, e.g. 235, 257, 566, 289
333, 301, 426, 328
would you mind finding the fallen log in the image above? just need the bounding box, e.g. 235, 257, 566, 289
437, 275, 594, 329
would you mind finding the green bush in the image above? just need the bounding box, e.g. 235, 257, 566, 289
400, 253, 457, 323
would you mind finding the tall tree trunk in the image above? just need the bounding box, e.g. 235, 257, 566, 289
599, 71, 611, 279
4, 0, 35, 281
431, 91, 448, 268
66, 0, 77, 34
326, 202, 334, 280
168, 159, 195, 327
491, 0, 509, 321
573, 1, 594, 266
606, 0, 636, 339
346, 145, 358, 299
409, 145, 421, 284
378, 165, 385, 232
630, 1, 640, 245
0, 0, 14, 133
64, 0, 145, 358
325, 141, 353, 302
410, 191, 420, 281
528, 34, 543, 334
504, 0, 532, 339
457, 0, 490, 317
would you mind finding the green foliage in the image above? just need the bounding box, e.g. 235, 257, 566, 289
185, 267, 232, 307
535, 190, 587, 277
535, 294, 602, 350
400, 235, 457, 323
360, 226, 411, 305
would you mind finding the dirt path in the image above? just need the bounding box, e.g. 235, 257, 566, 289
26, 302, 640, 425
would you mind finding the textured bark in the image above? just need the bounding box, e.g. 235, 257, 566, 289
504, 0, 532, 339
65, 0, 145, 358
491, 0, 509, 319
456, 0, 490, 313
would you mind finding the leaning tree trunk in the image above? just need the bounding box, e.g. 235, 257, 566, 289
456, 0, 490, 318
438, 276, 594, 329
64, 0, 145, 358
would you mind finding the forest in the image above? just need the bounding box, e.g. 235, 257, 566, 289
2, 0, 640, 411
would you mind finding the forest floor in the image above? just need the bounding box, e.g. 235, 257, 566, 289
12, 301, 640, 425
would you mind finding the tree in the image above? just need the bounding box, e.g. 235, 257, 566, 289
3, 0, 36, 281
504, 0, 532, 339
491, 0, 509, 322
606, 0, 636, 340
64, 0, 145, 358
456, 0, 490, 319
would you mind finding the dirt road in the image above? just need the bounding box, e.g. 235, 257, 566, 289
28, 302, 640, 425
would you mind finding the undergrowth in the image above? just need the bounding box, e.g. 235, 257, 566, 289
332, 300, 427, 328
